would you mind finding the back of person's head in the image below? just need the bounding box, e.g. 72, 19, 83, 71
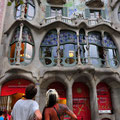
0, 111, 3, 116
46, 89, 59, 107
25, 83, 37, 99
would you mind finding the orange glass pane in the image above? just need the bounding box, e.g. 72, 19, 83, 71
20, 43, 25, 62
10, 43, 16, 63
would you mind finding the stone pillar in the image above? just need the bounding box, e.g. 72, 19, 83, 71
16, 23, 24, 65
76, 30, 81, 65
67, 83, 73, 110
57, 28, 61, 66
86, 32, 91, 65
21, 0, 25, 19
90, 84, 99, 120
111, 88, 120, 120
39, 88, 46, 111
35, 82, 40, 104
101, 31, 109, 68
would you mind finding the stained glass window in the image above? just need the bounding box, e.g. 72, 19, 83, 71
40, 30, 119, 68
60, 30, 77, 66
88, 32, 104, 67
11, 28, 20, 44
15, 0, 35, 20
88, 32, 102, 46
79, 29, 86, 44
40, 30, 57, 66
9, 26, 34, 65
41, 30, 57, 46
103, 33, 116, 49
60, 31, 77, 44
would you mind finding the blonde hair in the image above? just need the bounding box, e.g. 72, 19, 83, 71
46, 89, 59, 106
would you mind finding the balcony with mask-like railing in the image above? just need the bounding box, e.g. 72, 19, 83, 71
85, 0, 104, 8
47, 0, 66, 5
41, 13, 112, 27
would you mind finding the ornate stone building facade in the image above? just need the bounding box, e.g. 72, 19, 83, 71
0, 0, 120, 120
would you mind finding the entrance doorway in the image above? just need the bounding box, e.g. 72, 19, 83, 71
0, 79, 33, 112
97, 82, 112, 114
47, 82, 66, 104
72, 82, 91, 120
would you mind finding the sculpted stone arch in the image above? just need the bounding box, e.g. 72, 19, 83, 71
40, 73, 68, 89
71, 71, 94, 88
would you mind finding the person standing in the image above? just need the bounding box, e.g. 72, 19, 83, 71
11, 84, 42, 120
42, 89, 77, 120
0, 111, 4, 120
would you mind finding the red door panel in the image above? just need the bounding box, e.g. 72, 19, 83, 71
72, 82, 91, 120
97, 83, 112, 114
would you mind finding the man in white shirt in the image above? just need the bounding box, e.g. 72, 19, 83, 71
11, 84, 42, 120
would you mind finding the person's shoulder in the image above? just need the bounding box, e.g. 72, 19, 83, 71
59, 104, 67, 108
15, 99, 23, 104
58, 104, 69, 111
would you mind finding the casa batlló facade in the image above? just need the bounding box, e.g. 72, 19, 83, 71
0, 0, 120, 120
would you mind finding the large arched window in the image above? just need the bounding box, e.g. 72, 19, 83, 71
40, 30, 77, 67
103, 32, 119, 68
60, 30, 77, 66
40, 30, 119, 68
88, 31, 104, 67
97, 83, 113, 114
15, 0, 35, 20
9, 26, 34, 65
40, 30, 57, 66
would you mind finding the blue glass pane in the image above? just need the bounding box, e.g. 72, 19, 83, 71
80, 45, 88, 58
22, 27, 34, 43
64, 44, 75, 57
88, 33, 102, 46
60, 31, 77, 44
11, 28, 20, 43
41, 30, 57, 46
103, 34, 116, 48
16, 5, 22, 19
27, 4, 34, 18
90, 45, 100, 66
79, 34, 86, 43
52, 46, 57, 58
108, 49, 118, 67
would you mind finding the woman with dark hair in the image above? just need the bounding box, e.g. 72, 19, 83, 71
42, 89, 77, 120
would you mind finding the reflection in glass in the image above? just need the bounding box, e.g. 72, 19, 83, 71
107, 49, 118, 67
25, 43, 33, 59
90, 45, 100, 66
15, 5, 22, 19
